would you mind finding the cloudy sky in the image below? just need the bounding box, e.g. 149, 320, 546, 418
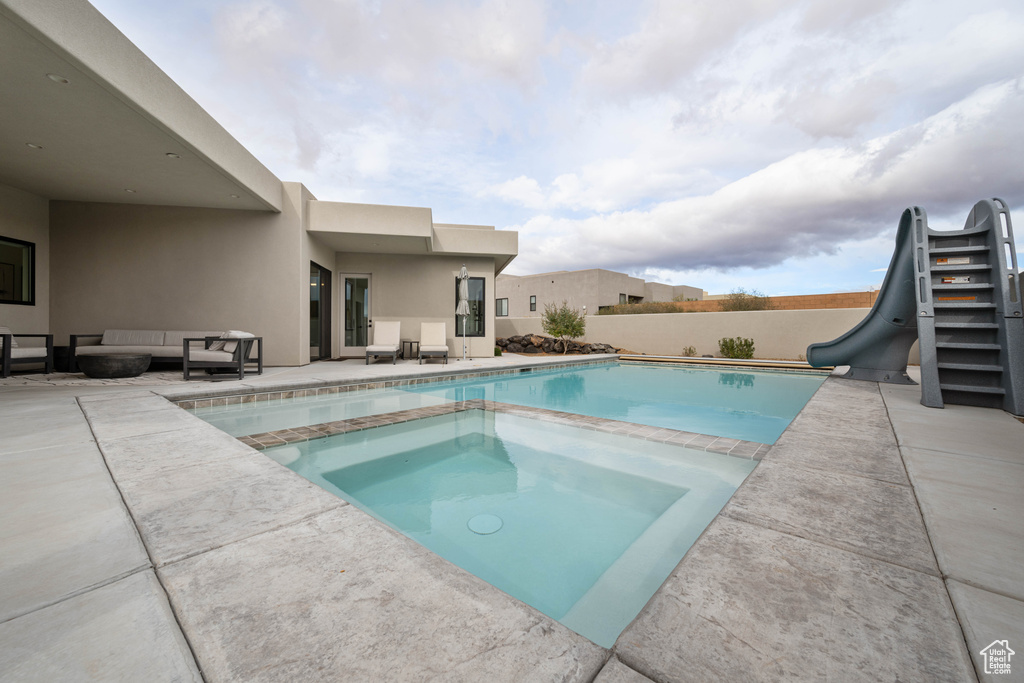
92, 0, 1024, 295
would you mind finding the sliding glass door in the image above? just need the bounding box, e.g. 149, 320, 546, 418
309, 262, 332, 361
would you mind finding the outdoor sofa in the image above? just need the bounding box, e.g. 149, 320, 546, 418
0, 325, 54, 377
70, 329, 263, 380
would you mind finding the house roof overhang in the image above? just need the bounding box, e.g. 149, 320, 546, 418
308, 201, 518, 272
0, 0, 282, 211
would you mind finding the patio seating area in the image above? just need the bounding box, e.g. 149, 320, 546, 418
0, 357, 1021, 681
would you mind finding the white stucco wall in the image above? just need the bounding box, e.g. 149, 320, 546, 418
0, 183, 49, 336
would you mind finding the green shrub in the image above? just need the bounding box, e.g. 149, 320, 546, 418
681, 345, 697, 357
719, 337, 755, 359
494, 346, 502, 357
542, 300, 586, 353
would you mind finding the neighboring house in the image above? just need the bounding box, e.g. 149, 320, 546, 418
0, 0, 516, 365
495, 269, 702, 318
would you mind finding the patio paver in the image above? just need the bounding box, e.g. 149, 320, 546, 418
0, 570, 201, 683
616, 516, 974, 682
158, 504, 606, 682
0, 434, 148, 624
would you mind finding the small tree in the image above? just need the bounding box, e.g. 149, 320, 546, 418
542, 300, 586, 353
719, 288, 773, 311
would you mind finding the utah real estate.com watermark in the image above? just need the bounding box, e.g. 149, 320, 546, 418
979, 640, 1014, 675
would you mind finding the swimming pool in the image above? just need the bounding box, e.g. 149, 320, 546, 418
265, 409, 755, 647
194, 361, 825, 444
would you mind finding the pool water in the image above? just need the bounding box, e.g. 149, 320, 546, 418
267, 409, 756, 647
193, 362, 825, 444
404, 363, 823, 444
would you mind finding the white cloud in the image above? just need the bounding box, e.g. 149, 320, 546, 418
91, 0, 1024, 295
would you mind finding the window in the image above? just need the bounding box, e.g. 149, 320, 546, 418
456, 276, 485, 337
619, 293, 627, 305
0, 236, 35, 306
496, 298, 508, 317
529, 295, 537, 312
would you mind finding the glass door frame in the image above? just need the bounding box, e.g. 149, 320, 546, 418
340, 273, 372, 357
309, 262, 332, 361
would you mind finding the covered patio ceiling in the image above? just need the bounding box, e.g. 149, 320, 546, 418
0, 0, 282, 212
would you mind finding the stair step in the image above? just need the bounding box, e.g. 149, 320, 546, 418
932, 283, 993, 289
933, 302, 997, 309
936, 342, 1002, 350
931, 264, 990, 272
934, 322, 1000, 329
937, 362, 1004, 372
930, 245, 990, 254
940, 383, 1006, 395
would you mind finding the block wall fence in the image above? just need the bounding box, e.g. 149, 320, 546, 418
496, 308, 922, 364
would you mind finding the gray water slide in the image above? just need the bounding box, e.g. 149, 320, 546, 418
806, 207, 923, 384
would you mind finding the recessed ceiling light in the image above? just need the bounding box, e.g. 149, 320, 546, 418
124, 188, 137, 193
25, 143, 43, 149
165, 152, 180, 159
46, 73, 69, 84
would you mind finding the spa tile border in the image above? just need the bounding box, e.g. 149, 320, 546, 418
235, 398, 771, 462
166, 356, 616, 405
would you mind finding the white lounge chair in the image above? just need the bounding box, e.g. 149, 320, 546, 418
366, 321, 401, 364
419, 322, 449, 364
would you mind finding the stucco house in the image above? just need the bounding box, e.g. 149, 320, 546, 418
495, 269, 701, 318
0, 0, 516, 368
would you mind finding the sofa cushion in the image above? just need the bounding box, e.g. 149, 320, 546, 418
187, 349, 235, 363
76, 345, 175, 357
0, 326, 17, 348
9, 347, 46, 359
220, 330, 254, 354
164, 331, 222, 349
102, 329, 165, 346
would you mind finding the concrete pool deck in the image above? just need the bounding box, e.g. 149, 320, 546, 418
1, 356, 1021, 681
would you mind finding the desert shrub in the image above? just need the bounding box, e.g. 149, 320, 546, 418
597, 302, 684, 315
719, 337, 755, 359
542, 301, 586, 353
719, 288, 774, 311
494, 346, 502, 356
672, 295, 700, 302
681, 345, 697, 356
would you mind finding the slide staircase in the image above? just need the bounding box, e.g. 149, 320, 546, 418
808, 198, 1024, 416
914, 198, 1024, 414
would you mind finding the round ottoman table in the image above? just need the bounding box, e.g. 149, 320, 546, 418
77, 353, 152, 379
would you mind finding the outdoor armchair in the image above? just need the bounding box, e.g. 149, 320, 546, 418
366, 321, 401, 364
183, 331, 263, 380
419, 322, 449, 364
0, 326, 54, 377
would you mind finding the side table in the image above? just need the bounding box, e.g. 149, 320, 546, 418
401, 340, 419, 360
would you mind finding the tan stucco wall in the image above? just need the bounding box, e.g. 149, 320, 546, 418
497, 269, 687, 317
0, 183, 49, 335
49, 183, 308, 365
335, 253, 497, 358
496, 308, 922, 363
